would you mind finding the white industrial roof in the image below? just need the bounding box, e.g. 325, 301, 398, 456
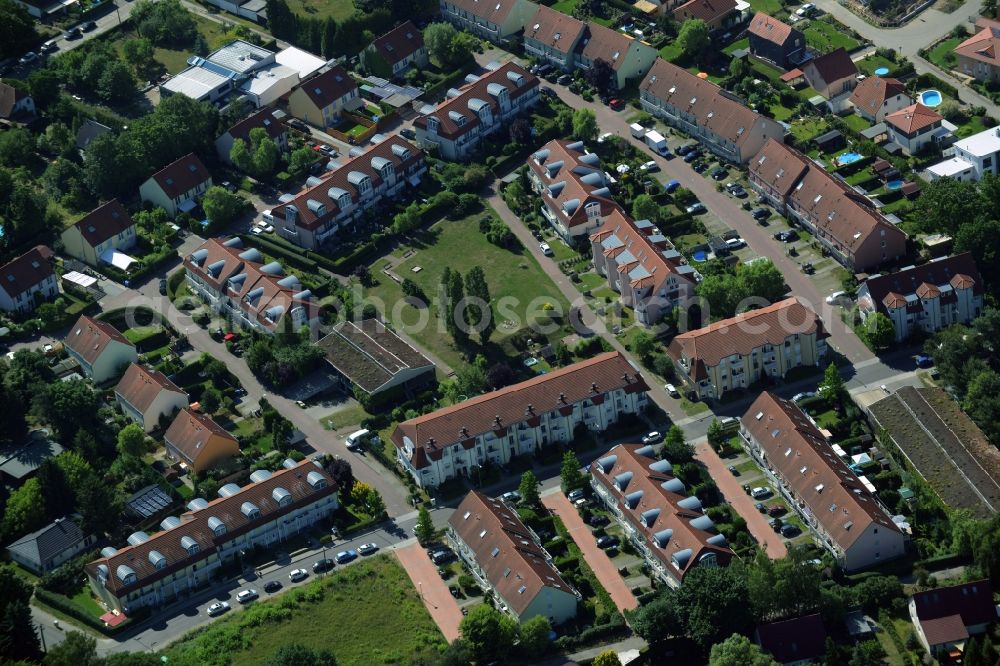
162, 66, 231, 101
954, 125, 1000, 157
927, 156, 976, 178
240, 63, 298, 96
275, 47, 326, 80
207, 40, 274, 74
62, 271, 97, 288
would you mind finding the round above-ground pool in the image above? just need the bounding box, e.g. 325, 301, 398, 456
920, 89, 943, 107
692, 250, 708, 262
836, 152, 863, 166
886, 180, 904, 191
873, 67, 889, 76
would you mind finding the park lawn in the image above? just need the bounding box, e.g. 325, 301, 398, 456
927, 36, 962, 72
801, 19, 861, 53
284, 0, 356, 21
363, 207, 574, 373
165, 556, 446, 666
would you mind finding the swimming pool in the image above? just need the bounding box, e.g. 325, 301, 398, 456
873, 67, 889, 76
885, 180, 904, 191
836, 152, 863, 166
920, 89, 942, 107
692, 250, 708, 262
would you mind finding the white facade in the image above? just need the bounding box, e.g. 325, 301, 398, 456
928, 125, 1000, 181
67, 340, 138, 384
0, 273, 58, 314
116, 389, 188, 433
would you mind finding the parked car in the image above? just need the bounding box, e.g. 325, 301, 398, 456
313, 558, 335, 573
755, 502, 767, 513
40, 40, 58, 54
236, 589, 258, 604
589, 514, 609, 527
725, 237, 746, 250
751, 487, 770, 499
641, 431, 663, 445
501, 490, 521, 504
686, 202, 705, 214
429, 548, 454, 565
664, 179, 681, 193
64, 26, 82, 39
336, 550, 359, 564
556, 74, 573, 85
692, 162, 709, 174
449, 585, 461, 598
801, 262, 815, 275
640, 160, 659, 172
711, 168, 728, 181
207, 601, 230, 616
596, 535, 619, 549
289, 568, 308, 582
541, 86, 556, 97
727, 465, 740, 476
768, 505, 785, 517
752, 207, 770, 221
792, 391, 816, 402
915, 354, 934, 368
675, 144, 694, 156
664, 383, 679, 398
358, 542, 379, 556
400, 128, 416, 140
158, 279, 167, 295
287, 118, 308, 132
539, 242, 553, 256
774, 230, 798, 242
796, 3, 815, 16
567, 488, 586, 502
608, 98, 625, 110
264, 580, 282, 593
730, 185, 748, 198
18, 52, 38, 65
81, 20, 97, 31
683, 151, 700, 163
780, 524, 801, 537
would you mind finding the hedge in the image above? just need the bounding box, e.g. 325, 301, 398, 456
239, 234, 320, 273
553, 618, 628, 651
917, 551, 971, 570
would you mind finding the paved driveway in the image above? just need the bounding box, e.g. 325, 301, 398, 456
693, 440, 788, 559
542, 491, 638, 614
394, 543, 463, 642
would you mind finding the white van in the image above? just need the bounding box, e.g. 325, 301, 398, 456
346, 429, 370, 450
261, 209, 274, 225
629, 123, 646, 139
751, 487, 770, 499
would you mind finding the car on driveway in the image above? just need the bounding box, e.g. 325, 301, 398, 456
752, 208, 770, 221
801, 262, 815, 275
727, 465, 740, 476
313, 558, 335, 573
289, 568, 308, 582
641, 431, 663, 445
683, 151, 700, 163
336, 549, 358, 564
686, 202, 705, 214
692, 162, 709, 174
429, 548, 454, 565
711, 168, 728, 180
541, 85, 556, 97
158, 279, 167, 295
774, 230, 798, 242
780, 524, 801, 537
725, 237, 746, 250
501, 490, 521, 504
792, 391, 816, 402
755, 502, 767, 513
40, 40, 58, 54
596, 535, 619, 549
664, 383, 679, 397
557, 74, 573, 85
400, 128, 416, 140
207, 601, 230, 616
589, 514, 609, 527
609, 98, 625, 110
664, 179, 681, 193
358, 542, 379, 556
729, 185, 747, 198
640, 160, 659, 172
567, 488, 586, 502
675, 144, 694, 156
236, 589, 258, 604
768, 505, 786, 517
264, 580, 282, 593
81, 20, 97, 31
539, 242, 553, 256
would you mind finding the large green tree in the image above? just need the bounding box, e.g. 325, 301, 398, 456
913, 177, 985, 235
464, 266, 494, 345
202, 186, 248, 230
862, 312, 895, 351
0, 0, 39, 59
131, 0, 197, 46
571, 109, 598, 142
676, 565, 753, 648
518, 470, 541, 507
34, 378, 98, 441
677, 19, 710, 58
0, 599, 40, 662
519, 615, 551, 659
662, 425, 692, 463
632, 194, 660, 223
626, 587, 683, 644
43, 630, 99, 666
117, 423, 148, 458
964, 369, 1000, 448
709, 633, 778, 666
560, 450, 584, 492
458, 604, 519, 662
414, 505, 435, 545
818, 363, 845, 403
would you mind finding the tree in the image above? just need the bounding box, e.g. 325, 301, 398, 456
36, 458, 74, 519
321, 18, 339, 59
458, 604, 519, 661
560, 450, 584, 492
325, 457, 354, 491
626, 588, 683, 644
914, 177, 985, 235
0, 128, 35, 168
855, 575, 902, 613
34, 379, 98, 442
131, 0, 197, 47
288, 146, 318, 179
414, 505, 435, 545
591, 651, 622, 666
709, 634, 778, 666
122, 38, 158, 79
677, 19, 710, 58
584, 58, 615, 95
98, 61, 138, 106
443, 268, 468, 346
486, 363, 514, 390
0, 0, 37, 59
707, 418, 726, 451
662, 425, 692, 463
27, 68, 62, 108
676, 565, 753, 648
265, 643, 338, 666
230, 138, 253, 174
0, 599, 40, 662
862, 312, 895, 351
43, 630, 99, 666
632, 194, 660, 223
465, 266, 494, 344
571, 109, 598, 141
486, 219, 516, 248
519, 615, 551, 659
424, 22, 458, 63
963, 369, 1000, 443
2, 478, 46, 538
203, 186, 247, 230
630, 330, 656, 361
117, 423, 148, 458
509, 118, 532, 145
849, 640, 885, 666
250, 128, 280, 177
955, 217, 1000, 279
519, 470, 541, 507
818, 363, 845, 403
200, 386, 222, 414
739, 259, 786, 304
76, 473, 120, 536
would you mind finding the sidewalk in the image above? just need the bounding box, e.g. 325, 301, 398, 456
542, 491, 638, 614
394, 543, 464, 642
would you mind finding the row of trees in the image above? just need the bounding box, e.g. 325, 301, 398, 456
439, 266, 495, 348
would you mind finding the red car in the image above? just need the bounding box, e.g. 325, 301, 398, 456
609, 98, 625, 110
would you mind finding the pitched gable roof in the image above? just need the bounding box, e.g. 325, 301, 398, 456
955, 25, 1000, 68
225, 108, 287, 144
911, 580, 996, 634
860, 253, 982, 314
150, 153, 211, 199
317, 319, 434, 393
528, 138, 621, 229
849, 76, 908, 116
741, 392, 901, 552
64, 315, 133, 365
0, 245, 54, 297
747, 12, 796, 46
673, 0, 737, 23
370, 20, 424, 66
579, 21, 648, 72
0, 81, 31, 119
7, 517, 89, 566
164, 407, 238, 466
525, 4, 586, 55
115, 363, 187, 413
445, 0, 523, 25
803, 48, 858, 88
72, 200, 135, 248
449, 492, 577, 616
590, 444, 733, 578
756, 614, 827, 663
885, 102, 943, 134
299, 64, 357, 109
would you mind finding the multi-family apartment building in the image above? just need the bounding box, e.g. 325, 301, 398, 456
591, 443, 733, 588
526, 139, 621, 243
448, 492, 579, 624
60, 200, 138, 268
590, 209, 699, 326
667, 298, 828, 400
740, 392, 906, 571
639, 58, 785, 164
857, 253, 984, 342
438, 0, 538, 44
748, 139, 907, 271
392, 352, 649, 488
271, 136, 427, 250
183, 237, 321, 335
85, 459, 338, 612
0, 245, 59, 314
414, 62, 539, 161
523, 5, 587, 71
164, 408, 241, 474
139, 153, 213, 218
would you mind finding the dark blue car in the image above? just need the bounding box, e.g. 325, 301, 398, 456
664, 179, 681, 193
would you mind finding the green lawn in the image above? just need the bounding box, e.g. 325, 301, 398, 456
954, 113, 987, 138
320, 403, 374, 430
70, 588, 105, 617
840, 112, 872, 133
855, 53, 897, 77
578, 272, 607, 292
748, 0, 785, 14
165, 556, 446, 666
551, 0, 580, 12
723, 38, 749, 56
789, 117, 830, 143
927, 36, 962, 72
148, 16, 230, 74
659, 42, 685, 63
284, 0, 356, 21
801, 19, 862, 54
363, 207, 574, 373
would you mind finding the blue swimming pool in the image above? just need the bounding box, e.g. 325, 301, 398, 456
873, 67, 889, 76
886, 180, 904, 191
836, 152, 863, 166
692, 250, 708, 262
920, 89, 942, 107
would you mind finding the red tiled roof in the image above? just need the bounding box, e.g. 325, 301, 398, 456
445, 0, 524, 26
862, 253, 982, 315
449, 492, 577, 616
525, 5, 586, 55
920, 615, 969, 647
955, 26, 1000, 68
747, 12, 796, 46
271, 136, 424, 231
164, 407, 238, 467
298, 65, 358, 110
803, 48, 858, 89
225, 108, 287, 144
72, 200, 134, 248
392, 352, 648, 469
848, 76, 908, 117
911, 580, 996, 628
528, 138, 620, 229
370, 20, 424, 66
673, 0, 737, 23
150, 153, 211, 200
64, 315, 133, 365
0, 245, 54, 298
413, 62, 538, 140
755, 614, 827, 663
580, 21, 649, 72
885, 102, 943, 134
114, 363, 186, 413
590, 444, 733, 579
669, 298, 826, 368
741, 392, 901, 552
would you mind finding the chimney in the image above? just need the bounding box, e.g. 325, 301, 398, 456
427, 437, 436, 449
591, 382, 598, 393
460, 426, 469, 438
558, 392, 567, 404
494, 415, 503, 427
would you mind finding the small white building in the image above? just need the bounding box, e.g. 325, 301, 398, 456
928, 124, 1000, 181
7, 516, 96, 574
